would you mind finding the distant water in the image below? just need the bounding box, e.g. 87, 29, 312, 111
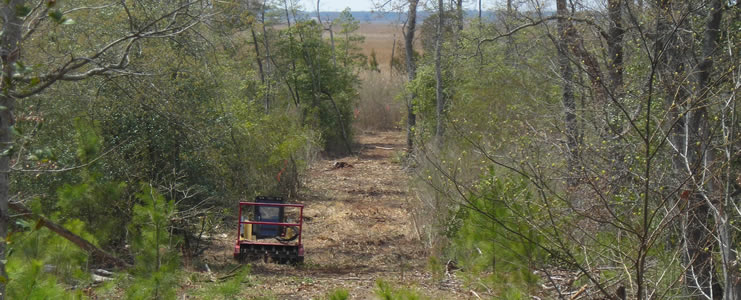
282, 10, 502, 24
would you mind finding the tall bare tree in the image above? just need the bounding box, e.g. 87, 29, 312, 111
607, 0, 624, 95
678, 0, 724, 298
434, 0, 445, 143
405, 0, 419, 151
556, 0, 578, 187
0, 2, 24, 294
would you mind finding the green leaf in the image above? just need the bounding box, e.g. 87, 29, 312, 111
28, 77, 40, 87
9, 125, 21, 136
15, 4, 30, 17
48, 9, 63, 23
15, 219, 31, 229
13, 61, 27, 73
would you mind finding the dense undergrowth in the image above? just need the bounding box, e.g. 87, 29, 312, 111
3, 1, 379, 298
404, 2, 740, 299
2, 0, 738, 299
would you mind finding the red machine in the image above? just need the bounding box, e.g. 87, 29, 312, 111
234, 196, 304, 264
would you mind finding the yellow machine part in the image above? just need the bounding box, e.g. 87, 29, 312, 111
285, 226, 296, 239
240, 223, 255, 241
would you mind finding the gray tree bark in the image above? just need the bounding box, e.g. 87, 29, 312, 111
317, 0, 337, 67
404, 0, 419, 152
389, 35, 396, 73
607, 0, 624, 95
0, 1, 24, 296
260, 0, 274, 110
556, 0, 578, 188
250, 25, 267, 113
434, 0, 445, 144
328, 24, 337, 67
456, 0, 463, 33
679, 0, 724, 298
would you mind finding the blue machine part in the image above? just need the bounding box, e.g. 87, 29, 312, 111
254, 196, 284, 238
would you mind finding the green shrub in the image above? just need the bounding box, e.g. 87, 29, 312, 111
125, 185, 181, 299
5, 259, 82, 300
453, 171, 543, 293
374, 279, 425, 300
5, 218, 92, 299
325, 288, 350, 300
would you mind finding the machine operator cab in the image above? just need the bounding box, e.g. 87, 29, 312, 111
235, 196, 304, 264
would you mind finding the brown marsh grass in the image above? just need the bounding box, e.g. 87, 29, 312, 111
354, 70, 405, 131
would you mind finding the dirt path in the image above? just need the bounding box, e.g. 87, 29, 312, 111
202, 131, 465, 299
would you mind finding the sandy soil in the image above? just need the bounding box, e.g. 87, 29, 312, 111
199, 131, 468, 299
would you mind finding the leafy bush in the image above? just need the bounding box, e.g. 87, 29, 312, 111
374, 279, 425, 300
125, 185, 181, 299
325, 288, 350, 300
5, 217, 94, 298
452, 171, 543, 293
56, 174, 127, 247
5, 259, 82, 299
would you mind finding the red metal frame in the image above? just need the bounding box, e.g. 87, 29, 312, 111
234, 201, 304, 258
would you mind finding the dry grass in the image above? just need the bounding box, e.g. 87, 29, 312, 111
276, 23, 419, 73
351, 24, 410, 132
357, 23, 423, 73
354, 70, 405, 131
356, 24, 403, 73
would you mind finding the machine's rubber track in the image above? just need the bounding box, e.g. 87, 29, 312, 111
238, 244, 303, 265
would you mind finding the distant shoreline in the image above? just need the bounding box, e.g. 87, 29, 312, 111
279, 10, 502, 24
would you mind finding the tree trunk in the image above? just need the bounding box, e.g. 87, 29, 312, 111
479, 0, 482, 23
317, 0, 337, 68
250, 26, 268, 113
260, 1, 274, 110
283, 0, 300, 106
556, 0, 578, 188
456, 0, 463, 33
328, 24, 337, 67
681, 0, 723, 298
719, 207, 740, 299
607, 0, 624, 95
344, 30, 350, 68
434, 0, 445, 144
389, 35, 396, 74
0, 1, 24, 296
404, 0, 419, 152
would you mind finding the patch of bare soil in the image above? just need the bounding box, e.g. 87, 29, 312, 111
199, 131, 467, 299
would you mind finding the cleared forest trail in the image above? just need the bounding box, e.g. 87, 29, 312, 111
204, 131, 465, 299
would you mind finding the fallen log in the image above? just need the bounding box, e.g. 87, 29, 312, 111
9, 201, 131, 269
